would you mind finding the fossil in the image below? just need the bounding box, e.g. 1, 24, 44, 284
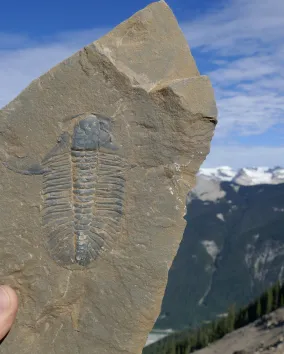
4, 114, 126, 267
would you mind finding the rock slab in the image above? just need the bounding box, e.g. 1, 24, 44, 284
0, 1, 217, 353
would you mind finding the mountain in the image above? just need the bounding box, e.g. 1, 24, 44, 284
198, 166, 284, 186
193, 308, 284, 354
154, 166, 284, 331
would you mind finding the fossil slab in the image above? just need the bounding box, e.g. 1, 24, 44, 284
0, 1, 217, 354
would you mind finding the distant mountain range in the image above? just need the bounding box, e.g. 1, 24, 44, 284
199, 166, 284, 185
153, 166, 284, 331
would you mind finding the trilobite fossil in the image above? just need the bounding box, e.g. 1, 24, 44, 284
4, 114, 126, 267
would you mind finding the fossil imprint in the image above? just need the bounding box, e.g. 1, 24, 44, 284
5, 114, 126, 267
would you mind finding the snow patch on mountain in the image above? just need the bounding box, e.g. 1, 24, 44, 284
199, 166, 284, 186
199, 166, 236, 181
145, 329, 173, 347
201, 240, 220, 262
216, 213, 225, 222
189, 177, 226, 202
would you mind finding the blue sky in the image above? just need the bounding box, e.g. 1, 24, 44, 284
1, 0, 283, 168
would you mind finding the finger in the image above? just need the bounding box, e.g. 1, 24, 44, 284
0, 286, 18, 340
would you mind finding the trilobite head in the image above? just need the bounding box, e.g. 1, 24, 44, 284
72, 115, 100, 150
72, 114, 118, 151
98, 117, 116, 148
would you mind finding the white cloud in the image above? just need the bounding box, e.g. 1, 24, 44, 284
182, 0, 284, 54
181, 0, 284, 139
202, 145, 284, 169
214, 92, 284, 136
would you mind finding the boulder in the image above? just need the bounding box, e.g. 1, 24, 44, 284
0, 1, 217, 353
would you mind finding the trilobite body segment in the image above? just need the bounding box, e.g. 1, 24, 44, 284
41, 114, 125, 267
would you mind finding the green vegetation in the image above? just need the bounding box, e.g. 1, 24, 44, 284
143, 281, 284, 354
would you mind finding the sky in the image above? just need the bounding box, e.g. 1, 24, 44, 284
0, 0, 283, 168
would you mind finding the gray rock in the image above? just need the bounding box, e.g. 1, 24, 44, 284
0, 1, 217, 353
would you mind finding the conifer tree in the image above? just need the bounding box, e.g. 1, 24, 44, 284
189, 331, 197, 352
227, 304, 236, 332
272, 281, 280, 310
265, 288, 273, 314
166, 337, 176, 354
256, 299, 262, 318
216, 317, 227, 338
243, 309, 249, 325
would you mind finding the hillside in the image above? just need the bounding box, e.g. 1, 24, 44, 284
193, 308, 284, 354
154, 167, 284, 330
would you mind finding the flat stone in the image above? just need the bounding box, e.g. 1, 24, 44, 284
0, 1, 217, 353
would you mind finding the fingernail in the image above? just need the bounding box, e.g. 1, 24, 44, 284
0, 287, 10, 314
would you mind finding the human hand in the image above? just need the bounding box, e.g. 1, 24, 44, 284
0, 286, 18, 340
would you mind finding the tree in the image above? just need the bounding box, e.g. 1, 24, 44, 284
244, 309, 249, 324
166, 341, 176, 354
216, 317, 228, 338
208, 321, 218, 342
272, 281, 280, 310
189, 331, 198, 352
196, 328, 209, 349
256, 299, 262, 318
227, 304, 236, 332
265, 288, 273, 314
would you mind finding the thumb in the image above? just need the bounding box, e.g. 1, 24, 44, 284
0, 286, 18, 341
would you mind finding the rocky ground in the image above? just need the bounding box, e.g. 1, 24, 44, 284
194, 308, 284, 354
